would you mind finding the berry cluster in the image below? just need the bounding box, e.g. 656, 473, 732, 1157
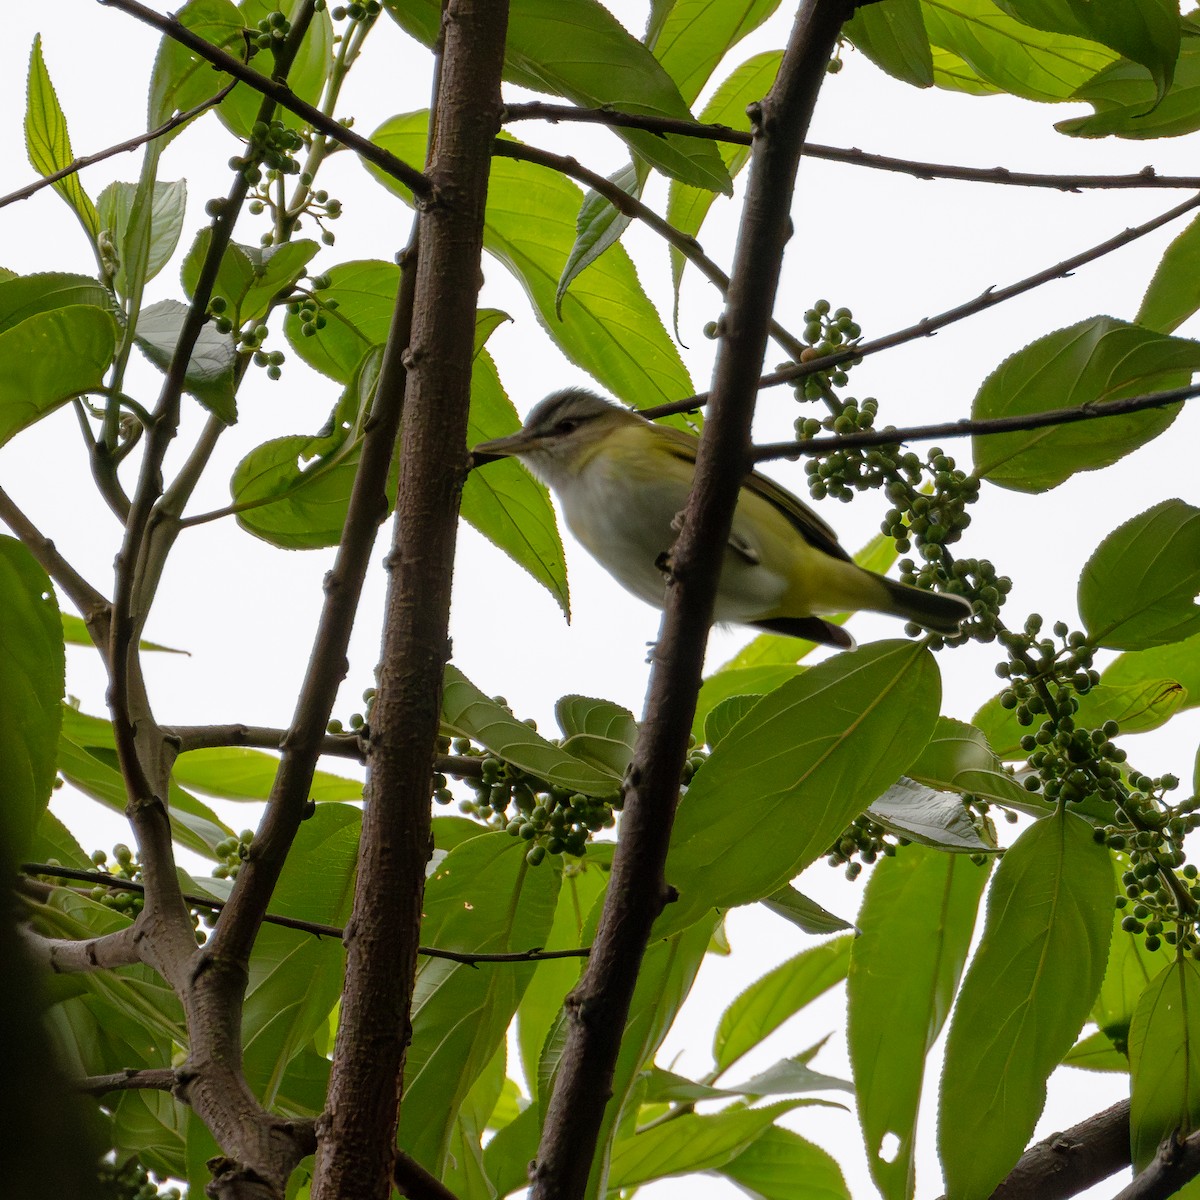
330, 1, 382, 19
825, 813, 900, 880
231, 120, 305, 188
98, 1157, 181, 1200
794, 300, 861, 401
84, 845, 144, 917
212, 830, 256, 881
289, 275, 340, 337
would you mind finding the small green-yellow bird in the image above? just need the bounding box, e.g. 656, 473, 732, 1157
472, 388, 972, 648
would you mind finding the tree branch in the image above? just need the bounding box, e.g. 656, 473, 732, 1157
988, 1100, 1131, 1200
76, 1068, 177, 1095
20, 922, 142, 973
393, 1150, 463, 1200
642, 188, 1200, 421
529, 4, 852, 1197
1112, 1129, 1200, 1200
749, 381, 1200, 462
98, 0, 432, 199
0, 83, 235, 213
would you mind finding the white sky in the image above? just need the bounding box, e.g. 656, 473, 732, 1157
2, 3, 1199, 1198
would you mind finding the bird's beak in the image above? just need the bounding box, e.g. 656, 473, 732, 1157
471, 429, 536, 466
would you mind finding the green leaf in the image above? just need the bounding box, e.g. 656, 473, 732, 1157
368, 114, 694, 409
172, 747, 362, 801
217, 0, 335, 137
718, 1126, 850, 1200
867, 777, 997, 852
112, 1090, 188, 1180
930, 44, 1003, 94
232, 348, 385, 547
665, 641, 941, 933
97, 180, 187, 298
1079, 500, 1200, 651
0, 272, 109, 335
0, 306, 116, 447
725, 1054, 851, 1098
997, 0, 1178, 102
845, 0, 934, 87
704, 693, 761, 750
1060, 39, 1200, 140
61, 612, 186, 655
1063, 1027, 1131, 1072
134, 299, 237, 422
148, 0, 245, 132
555, 694, 638, 778
651, 0, 783, 104
713, 936, 852, 1072
1105, 630, 1200, 712
28, 809, 90, 869
906, 716, 1030, 806
1129, 957, 1200, 1170
972, 317, 1197, 493
25, 36, 99, 245
849, 847, 989, 1200
398, 833, 558, 1174
938, 810, 1112, 1200
283, 259, 400, 384
0, 538, 64, 862
463, 350, 570, 614
760, 886, 855, 936
442, 666, 619, 796
920, 0, 1117, 102
382, 0, 731, 193
1139, 211, 1200, 335
609, 1101, 803, 1191
242, 804, 359, 1106
183, 230, 320, 325
692, 663, 806, 742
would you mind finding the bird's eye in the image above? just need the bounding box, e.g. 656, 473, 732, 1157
554, 418, 578, 434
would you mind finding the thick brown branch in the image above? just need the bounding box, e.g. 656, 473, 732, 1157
76, 1068, 177, 1096
1113, 1128, 1200, 1200
0, 83, 235, 213
750, 382, 1200, 462
393, 1150, 463, 1200
98, 0, 432, 199
20, 922, 142, 973
529, 4, 852, 1198
989, 1100, 1131, 1200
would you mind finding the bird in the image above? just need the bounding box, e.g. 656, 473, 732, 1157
471, 388, 972, 648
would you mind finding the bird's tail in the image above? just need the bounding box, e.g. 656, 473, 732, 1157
876, 576, 973, 634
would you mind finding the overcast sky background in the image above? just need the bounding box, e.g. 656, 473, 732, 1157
2, 2, 1199, 1197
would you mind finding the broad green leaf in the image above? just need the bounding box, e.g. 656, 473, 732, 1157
930, 44, 1003, 94
483, 1101, 541, 1197
242, 804, 359, 1106
25, 36, 99, 245
692, 663, 805, 742
134, 299, 237, 422
1063, 1027, 1130, 1072
719, 1126, 850, 1200
183, 230, 320, 325
972, 317, 1198, 493
704, 693, 761, 750
283, 259, 399, 383
849, 847, 989, 1200
0, 272, 109, 335
464, 350, 570, 614
845, 0, 934, 87
867, 778, 997, 852
60, 612, 185, 655
997, 0, 1178, 102
217, 0, 334, 137
651, 0, 783, 104
665, 641, 941, 932
667, 53, 780, 308
713, 936, 852, 1072
112, 1090, 188, 1180
1079, 500, 1200, 650
148, 0, 245, 131
723, 1053, 851, 1098
555, 694, 638, 778
0, 538, 64, 861
906, 716, 1029, 806
444, 1043, 505, 1200
1059, 40, 1200, 140
920, 0, 1117, 102
398, 833, 558, 1174
938, 810, 1112, 1200
368, 114, 694, 409
1138, 214, 1200, 335
0, 306, 116, 447
382, 0, 730, 193
97, 180, 187, 298
28, 809, 90, 869
609, 1101, 802, 1191
232, 347, 384, 547
442, 666, 619, 796
1129, 957, 1200, 1170
760, 886, 855, 936
172, 746, 363, 801
1105, 630, 1200, 712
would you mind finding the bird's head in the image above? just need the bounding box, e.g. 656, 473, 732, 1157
472, 388, 639, 488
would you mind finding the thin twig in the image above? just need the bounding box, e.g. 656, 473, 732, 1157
76, 1068, 177, 1096
98, 0, 432, 199
750, 381, 1200, 462
642, 189, 1200, 421
21, 864, 590, 965
393, 1150, 463, 1200
0, 83, 235, 213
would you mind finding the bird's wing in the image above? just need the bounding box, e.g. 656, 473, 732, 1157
654, 424, 853, 564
